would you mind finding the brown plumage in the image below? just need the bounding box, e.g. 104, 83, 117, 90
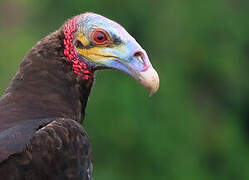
1, 119, 92, 180
0, 28, 93, 179
0, 12, 159, 180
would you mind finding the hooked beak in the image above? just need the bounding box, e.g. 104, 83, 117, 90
136, 63, 159, 97
77, 35, 159, 96
125, 51, 159, 97
104, 47, 159, 97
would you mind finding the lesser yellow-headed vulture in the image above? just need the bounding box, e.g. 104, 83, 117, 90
0, 12, 159, 180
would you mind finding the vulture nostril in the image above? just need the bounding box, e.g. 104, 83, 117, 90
134, 51, 150, 72
134, 51, 145, 63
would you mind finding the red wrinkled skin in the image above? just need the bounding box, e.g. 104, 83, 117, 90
63, 17, 92, 80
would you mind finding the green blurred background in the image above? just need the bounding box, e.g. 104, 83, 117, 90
1, 0, 249, 179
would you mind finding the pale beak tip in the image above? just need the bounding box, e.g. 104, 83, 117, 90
148, 73, 159, 98
138, 66, 160, 97
148, 84, 159, 97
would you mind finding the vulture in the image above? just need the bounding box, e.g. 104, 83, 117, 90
0, 12, 159, 180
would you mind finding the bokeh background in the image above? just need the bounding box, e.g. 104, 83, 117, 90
0, 0, 249, 179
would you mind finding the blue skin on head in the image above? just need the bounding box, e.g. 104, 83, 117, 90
76, 13, 150, 74
74, 13, 159, 96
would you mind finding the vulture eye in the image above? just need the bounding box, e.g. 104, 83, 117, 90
91, 29, 109, 45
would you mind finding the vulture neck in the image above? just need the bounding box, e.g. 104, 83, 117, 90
2, 29, 94, 123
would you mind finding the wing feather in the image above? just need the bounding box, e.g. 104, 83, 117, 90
0, 118, 92, 180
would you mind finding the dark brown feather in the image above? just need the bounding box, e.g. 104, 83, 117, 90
0, 27, 94, 179
0, 118, 92, 180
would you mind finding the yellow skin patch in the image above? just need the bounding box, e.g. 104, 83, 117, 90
76, 33, 126, 64
76, 33, 113, 63
77, 33, 90, 46
77, 47, 113, 63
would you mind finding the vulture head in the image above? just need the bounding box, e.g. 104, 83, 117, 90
64, 12, 159, 96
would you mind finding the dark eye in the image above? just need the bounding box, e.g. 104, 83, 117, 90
91, 29, 109, 45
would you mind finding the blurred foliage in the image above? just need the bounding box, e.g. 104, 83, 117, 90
0, 0, 249, 179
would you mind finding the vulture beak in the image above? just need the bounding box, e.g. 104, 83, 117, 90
77, 37, 159, 96
117, 50, 159, 97
136, 63, 160, 97
99, 42, 159, 97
